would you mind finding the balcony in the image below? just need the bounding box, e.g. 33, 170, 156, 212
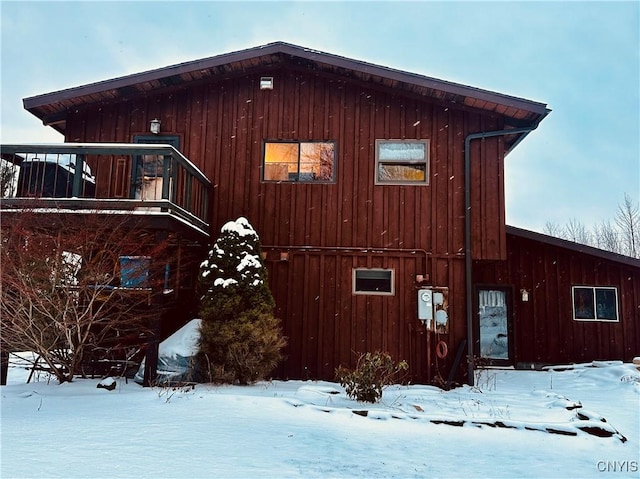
1, 143, 211, 240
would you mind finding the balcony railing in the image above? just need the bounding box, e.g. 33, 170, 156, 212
1, 143, 211, 237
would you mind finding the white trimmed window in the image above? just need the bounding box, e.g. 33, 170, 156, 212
375, 139, 429, 185
353, 268, 394, 295
572, 286, 619, 322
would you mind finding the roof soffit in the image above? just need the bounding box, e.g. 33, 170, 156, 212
23, 42, 550, 134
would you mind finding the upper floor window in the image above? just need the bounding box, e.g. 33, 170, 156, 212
572, 286, 619, 322
263, 141, 336, 182
375, 139, 429, 185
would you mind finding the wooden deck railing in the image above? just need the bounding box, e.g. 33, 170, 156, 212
1, 143, 211, 237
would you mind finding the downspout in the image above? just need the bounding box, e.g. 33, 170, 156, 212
464, 126, 539, 386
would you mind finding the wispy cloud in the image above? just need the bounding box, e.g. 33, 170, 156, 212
1, 1, 637, 232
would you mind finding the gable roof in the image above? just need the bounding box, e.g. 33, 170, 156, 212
506, 225, 640, 269
24, 41, 550, 150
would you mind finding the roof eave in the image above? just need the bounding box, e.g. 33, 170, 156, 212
504, 107, 552, 155
23, 41, 549, 132
506, 225, 640, 268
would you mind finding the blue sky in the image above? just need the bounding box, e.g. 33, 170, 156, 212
1, 1, 638, 233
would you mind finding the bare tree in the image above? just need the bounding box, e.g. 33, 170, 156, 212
1, 209, 170, 383
544, 193, 639, 259
615, 193, 639, 258
564, 218, 592, 245
543, 221, 565, 239
593, 220, 621, 253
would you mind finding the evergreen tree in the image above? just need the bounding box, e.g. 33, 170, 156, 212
198, 217, 286, 384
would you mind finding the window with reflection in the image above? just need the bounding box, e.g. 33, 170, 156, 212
572, 286, 619, 322
375, 140, 429, 185
263, 141, 335, 182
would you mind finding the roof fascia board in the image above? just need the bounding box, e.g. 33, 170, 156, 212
506, 225, 640, 268
23, 42, 287, 109
24, 42, 548, 118
297, 57, 548, 115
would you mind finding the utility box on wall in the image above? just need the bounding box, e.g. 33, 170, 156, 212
418, 287, 449, 333
418, 289, 433, 322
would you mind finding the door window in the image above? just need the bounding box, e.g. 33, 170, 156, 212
132, 135, 179, 200
478, 289, 510, 361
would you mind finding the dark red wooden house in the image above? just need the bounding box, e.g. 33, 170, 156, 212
4, 42, 639, 385
474, 226, 639, 368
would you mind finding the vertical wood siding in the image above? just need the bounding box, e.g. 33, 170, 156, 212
474, 234, 640, 364
65, 69, 505, 256
64, 67, 508, 383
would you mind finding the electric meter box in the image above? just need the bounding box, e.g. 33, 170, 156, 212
433, 291, 444, 306
418, 289, 433, 320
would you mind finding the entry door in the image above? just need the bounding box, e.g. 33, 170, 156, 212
131, 135, 180, 200
477, 288, 512, 363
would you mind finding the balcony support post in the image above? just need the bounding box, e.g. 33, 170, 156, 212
71, 155, 85, 197
162, 155, 171, 201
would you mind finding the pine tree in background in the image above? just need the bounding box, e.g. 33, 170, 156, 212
198, 217, 286, 384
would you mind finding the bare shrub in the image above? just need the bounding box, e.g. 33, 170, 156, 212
1, 208, 171, 383
335, 351, 408, 403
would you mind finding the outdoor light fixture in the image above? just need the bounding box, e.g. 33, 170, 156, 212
260, 77, 274, 90
521, 289, 530, 302
150, 118, 161, 134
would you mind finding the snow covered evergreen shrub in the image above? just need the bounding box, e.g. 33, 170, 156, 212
197, 217, 286, 385
335, 352, 408, 403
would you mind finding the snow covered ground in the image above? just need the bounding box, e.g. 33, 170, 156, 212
2, 357, 639, 479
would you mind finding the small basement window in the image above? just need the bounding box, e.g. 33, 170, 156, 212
572, 286, 619, 322
375, 139, 429, 185
353, 268, 394, 295
263, 141, 335, 182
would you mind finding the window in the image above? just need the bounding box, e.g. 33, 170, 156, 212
572, 286, 619, 322
54, 251, 82, 287
120, 256, 151, 288
353, 269, 394, 295
263, 141, 335, 182
375, 139, 429, 185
